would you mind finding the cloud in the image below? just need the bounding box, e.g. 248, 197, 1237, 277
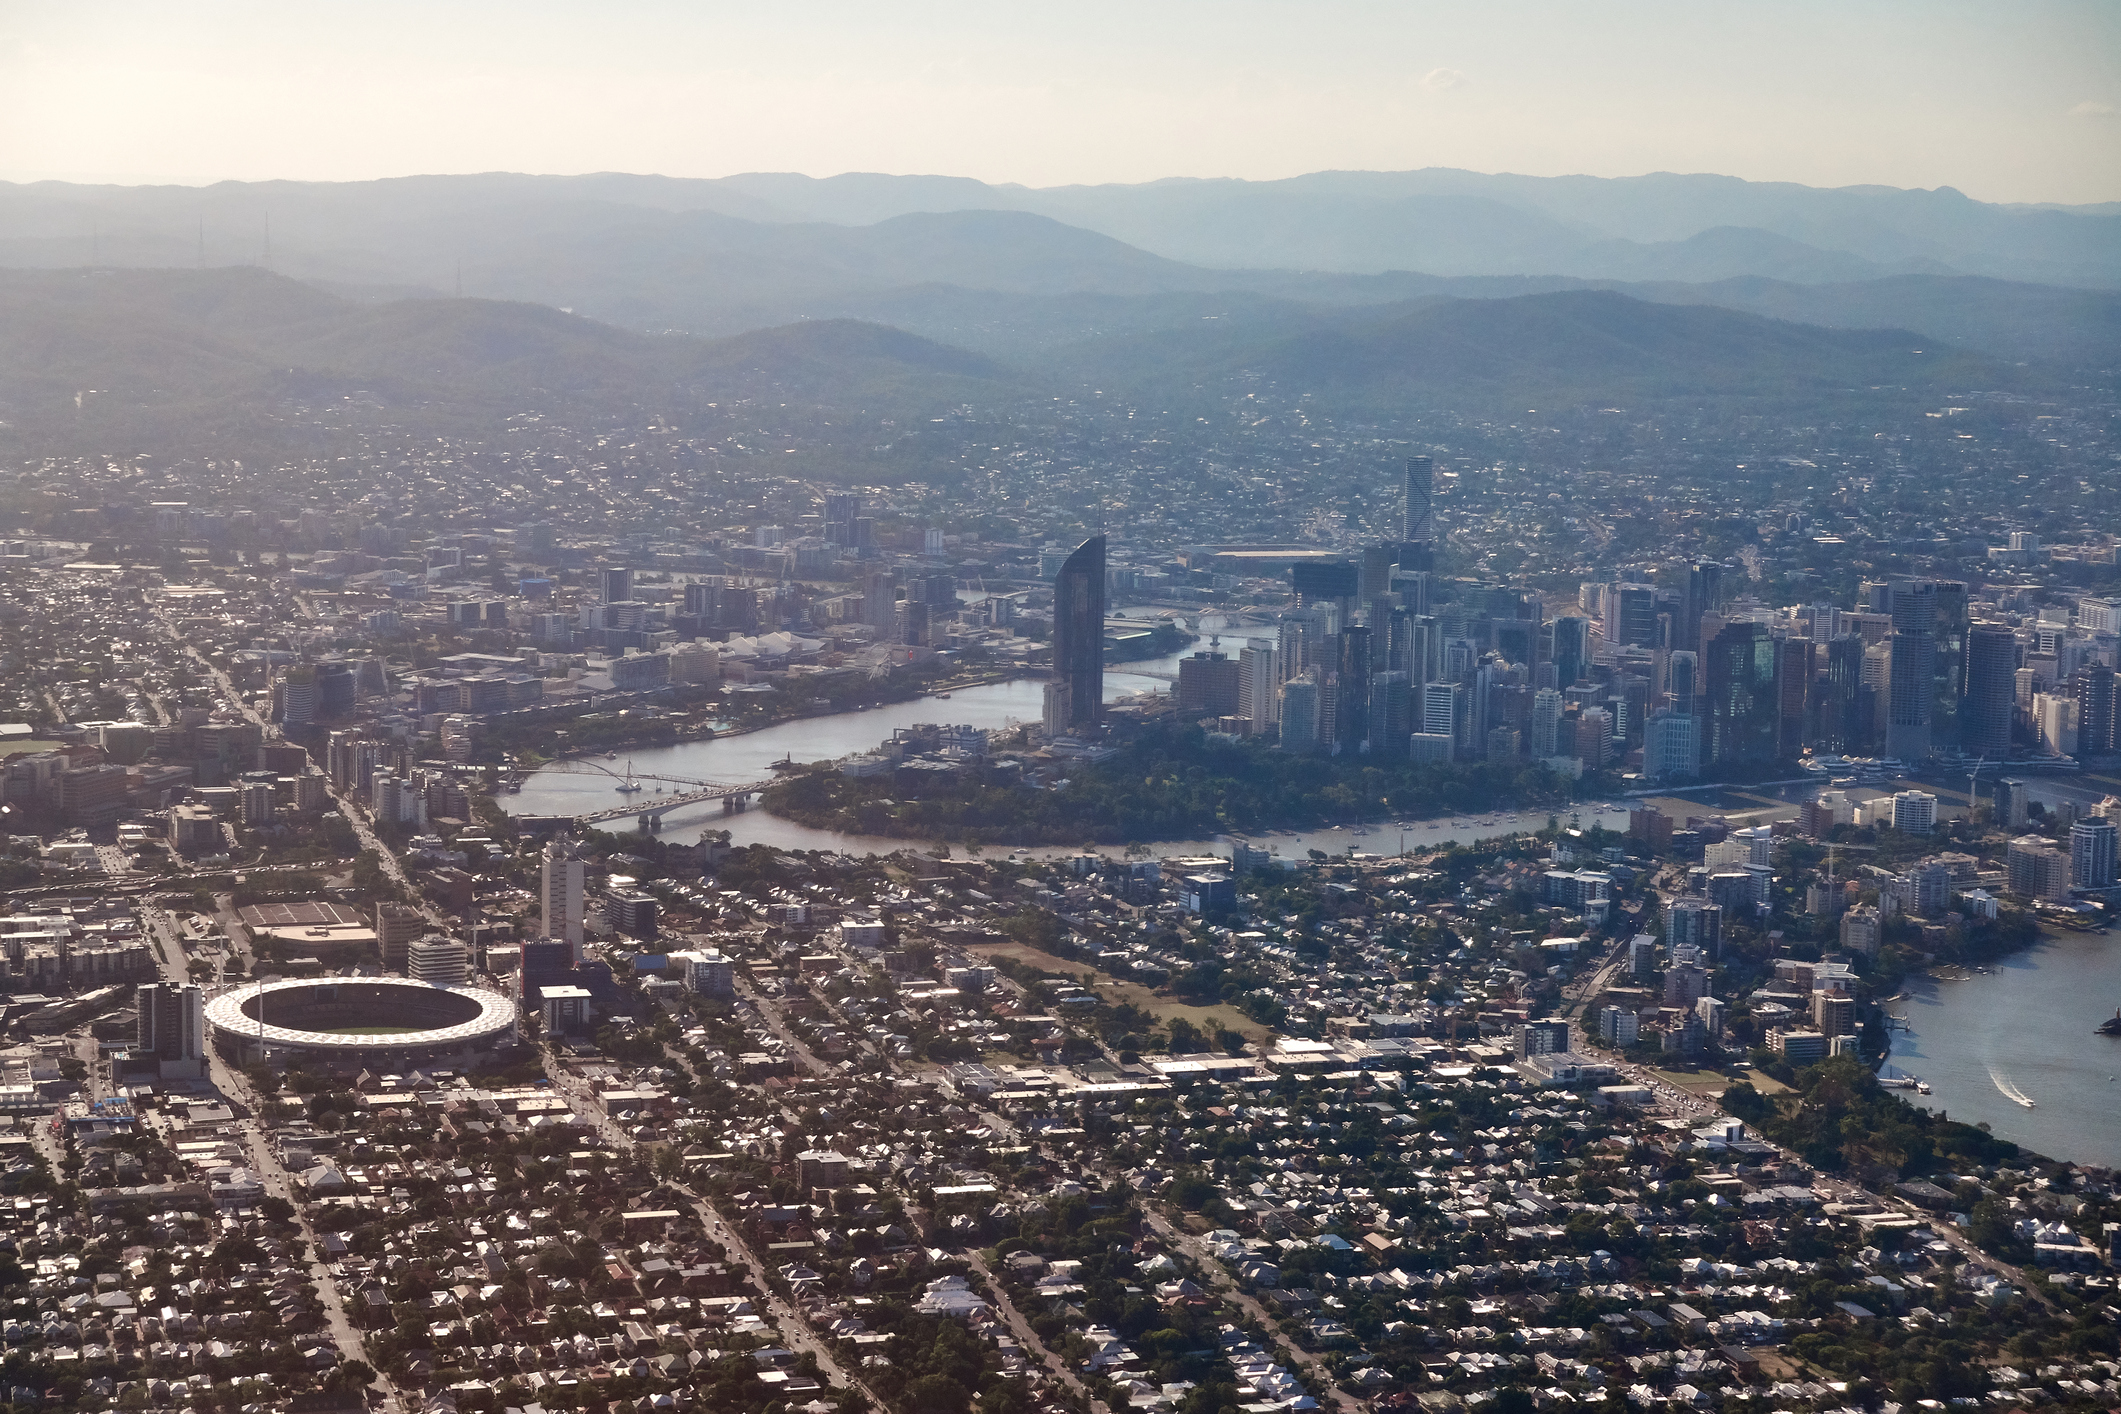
2068, 100, 2116, 119
1421, 67, 1470, 92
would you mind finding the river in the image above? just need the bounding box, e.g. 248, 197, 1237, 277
1889, 925, 2121, 1169
501, 647, 1633, 858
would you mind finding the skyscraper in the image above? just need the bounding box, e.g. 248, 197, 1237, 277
1280, 677, 1320, 749
136, 983, 206, 1077
1775, 637, 1814, 760
1052, 535, 1106, 734
2072, 817, 2118, 888
2071, 662, 2117, 758
1336, 626, 1372, 753
542, 836, 586, 958
1705, 621, 1780, 768
1682, 561, 1725, 654
1403, 454, 1434, 552
1886, 579, 1938, 761
1370, 671, 1413, 757
1821, 633, 1870, 753
1606, 583, 1659, 649
1238, 640, 1280, 727
1530, 687, 1562, 759
1552, 616, 1590, 687
1962, 622, 2018, 758
599, 565, 633, 605
1644, 711, 1699, 780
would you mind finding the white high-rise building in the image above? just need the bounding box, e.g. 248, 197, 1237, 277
541, 837, 585, 957
1530, 687, 1562, 759
1238, 640, 1280, 727
1643, 711, 1697, 780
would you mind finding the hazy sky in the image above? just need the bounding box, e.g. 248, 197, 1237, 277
2, 0, 2117, 204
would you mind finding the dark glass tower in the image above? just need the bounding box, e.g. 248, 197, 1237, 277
1052, 535, 1106, 733
1705, 621, 1779, 767
1886, 579, 1938, 761
1962, 622, 2018, 758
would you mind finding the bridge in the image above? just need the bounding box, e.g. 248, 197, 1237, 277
546, 759, 780, 828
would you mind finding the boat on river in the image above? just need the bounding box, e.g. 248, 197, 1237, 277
2098, 1010, 2121, 1037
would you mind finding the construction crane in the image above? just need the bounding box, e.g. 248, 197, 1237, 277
1966, 755, 1989, 825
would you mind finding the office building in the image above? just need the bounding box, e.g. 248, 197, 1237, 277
408, 935, 470, 987
1643, 711, 1698, 781
2073, 817, 2119, 889
1552, 616, 1590, 687
1370, 670, 1413, 756
1420, 680, 1463, 748
542, 837, 586, 957
1681, 561, 1724, 654
1963, 622, 2018, 758
1178, 651, 1242, 717
1704, 621, 1779, 768
1885, 579, 1938, 760
1775, 637, 1813, 759
1403, 454, 1434, 544
605, 888, 659, 941
1335, 626, 1372, 752
1606, 583, 1659, 649
1279, 677, 1320, 749
1051, 536, 1106, 734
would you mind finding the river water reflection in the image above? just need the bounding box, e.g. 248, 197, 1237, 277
503, 657, 1632, 857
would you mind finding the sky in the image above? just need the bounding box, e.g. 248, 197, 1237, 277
1, 0, 2117, 205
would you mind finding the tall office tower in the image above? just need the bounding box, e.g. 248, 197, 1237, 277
1291, 560, 1361, 616
1667, 649, 1699, 707
2071, 662, 2117, 757
1403, 455, 1434, 542
1238, 640, 1280, 727
1862, 579, 1893, 613
1576, 706, 1612, 770
1644, 710, 1699, 779
1775, 637, 1814, 760
1177, 651, 1242, 716
1335, 626, 1373, 753
136, 983, 205, 1074
542, 836, 586, 958
1280, 677, 1321, 748
1552, 616, 1590, 686
1394, 567, 1433, 616
1682, 561, 1725, 654
861, 568, 897, 633
1705, 621, 1780, 768
1530, 687, 1563, 759
1933, 579, 1970, 732
1359, 544, 1397, 602
824, 492, 861, 546
1369, 671, 1413, 756
1606, 583, 1659, 649
1277, 619, 1310, 680
599, 566, 632, 605
1408, 614, 1443, 684
1420, 679, 1463, 737
1963, 622, 2019, 758
1818, 633, 1869, 753
1886, 579, 1939, 761
2072, 817, 2119, 888
1052, 536, 1106, 734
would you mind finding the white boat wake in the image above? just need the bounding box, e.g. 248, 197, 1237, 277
1987, 1064, 2037, 1109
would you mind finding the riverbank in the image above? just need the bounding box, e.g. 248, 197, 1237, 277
760, 720, 1599, 846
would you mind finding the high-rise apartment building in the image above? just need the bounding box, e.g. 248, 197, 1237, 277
2073, 817, 2119, 889
136, 983, 206, 1077
408, 935, 471, 987
1280, 677, 1320, 749
1051, 536, 1106, 734
542, 837, 586, 957
2071, 662, 2117, 758
1237, 640, 1280, 727
1177, 651, 1242, 717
